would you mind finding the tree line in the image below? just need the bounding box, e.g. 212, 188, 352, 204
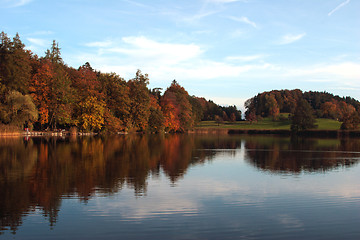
245, 89, 360, 130
0, 32, 241, 133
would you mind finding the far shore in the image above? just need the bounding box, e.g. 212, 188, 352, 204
1, 128, 360, 138
190, 128, 360, 138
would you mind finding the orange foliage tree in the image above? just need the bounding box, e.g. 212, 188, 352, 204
76, 96, 105, 132
29, 60, 53, 126
161, 80, 194, 132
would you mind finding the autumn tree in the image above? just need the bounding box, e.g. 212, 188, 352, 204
321, 101, 339, 119
161, 97, 180, 132
222, 105, 241, 121
265, 94, 280, 120
76, 96, 105, 132
338, 102, 359, 130
72, 62, 103, 100
161, 80, 194, 132
29, 60, 53, 127
214, 115, 223, 126
230, 113, 236, 122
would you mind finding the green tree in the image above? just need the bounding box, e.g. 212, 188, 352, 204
4, 90, 38, 127
44, 40, 63, 65
0, 32, 33, 94
127, 70, 151, 131
99, 72, 130, 130
148, 97, 165, 133
291, 99, 317, 132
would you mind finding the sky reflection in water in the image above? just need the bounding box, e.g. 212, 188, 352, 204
0, 135, 359, 239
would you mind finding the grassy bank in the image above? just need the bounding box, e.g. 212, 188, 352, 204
194, 118, 360, 137
195, 117, 342, 131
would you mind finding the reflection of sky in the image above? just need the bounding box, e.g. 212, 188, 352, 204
85, 146, 360, 221
10, 145, 360, 239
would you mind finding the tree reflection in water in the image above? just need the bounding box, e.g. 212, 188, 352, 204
0, 134, 241, 234
244, 136, 360, 173
0, 134, 359, 234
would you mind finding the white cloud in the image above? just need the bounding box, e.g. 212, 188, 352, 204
83, 36, 274, 82
278, 33, 306, 45
76, 35, 360, 104
227, 16, 257, 28
85, 36, 203, 66
328, 0, 351, 16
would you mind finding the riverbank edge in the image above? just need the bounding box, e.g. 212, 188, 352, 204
189, 128, 360, 138
1, 129, 360, 138
0, 131, 96, 137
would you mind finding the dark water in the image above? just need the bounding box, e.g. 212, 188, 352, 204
0, 134, 359, 240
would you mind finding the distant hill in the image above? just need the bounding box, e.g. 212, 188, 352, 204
244, 89, 360, 129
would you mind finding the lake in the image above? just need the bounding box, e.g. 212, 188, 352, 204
1, 134, 359, 239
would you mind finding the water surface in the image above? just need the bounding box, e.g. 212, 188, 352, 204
1, 135, 359, 239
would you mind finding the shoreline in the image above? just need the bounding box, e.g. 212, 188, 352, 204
1, 129, 360, 138
191, 128, 360, 138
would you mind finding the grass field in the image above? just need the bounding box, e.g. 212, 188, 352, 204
195, 117, 342, 130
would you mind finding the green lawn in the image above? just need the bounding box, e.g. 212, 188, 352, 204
195, 117, 342, 130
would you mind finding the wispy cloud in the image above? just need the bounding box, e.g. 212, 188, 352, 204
27, 38, 48, 47
122, 0, 149, 8
328, 0, 350, 16
205, 0, 241, 4
227, 16, 257, 28
26, 37, 50, 53
80, 35, 276, 85
30, 30, 54, 36
278, 33, 306, 45
225, 54, 265, 62
1, 0, 33, 8
183, 10, 218, 22
85, 40, 113, 48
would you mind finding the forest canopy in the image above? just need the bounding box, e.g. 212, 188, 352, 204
244, 89, 360, 130
0, 32, 241, 133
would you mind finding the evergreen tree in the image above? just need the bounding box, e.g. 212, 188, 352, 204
291, 99, 317, 132
127, 70, 151, 131
0, 32, 33, 94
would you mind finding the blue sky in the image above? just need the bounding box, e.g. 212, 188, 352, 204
1, 0, 359, 111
